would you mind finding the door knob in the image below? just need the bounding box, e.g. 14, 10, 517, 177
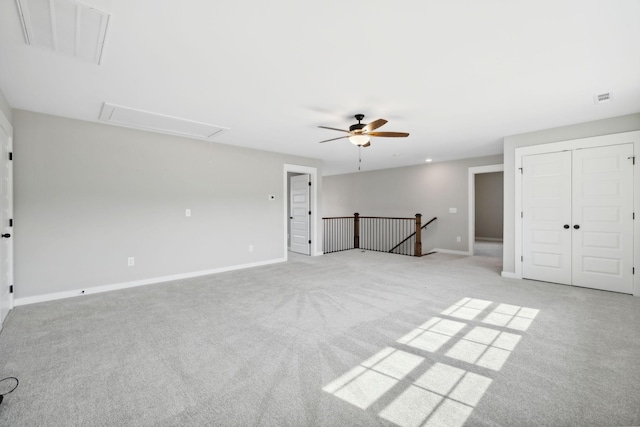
563, 224, 570, 229
573, 225, 580, 229
1, 233, 10, 238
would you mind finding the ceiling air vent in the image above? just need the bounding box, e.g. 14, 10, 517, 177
99, 103, 229, 141
594, 92, 613, 104
16, 0, 111, 64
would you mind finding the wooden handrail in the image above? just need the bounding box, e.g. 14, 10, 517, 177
388, 216, 437, 254
322, 216, 416, 220
422, 216, 438, 229
358, 216, 416, 220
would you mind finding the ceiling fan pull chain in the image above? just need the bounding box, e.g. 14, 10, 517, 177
358, 146, 362, 171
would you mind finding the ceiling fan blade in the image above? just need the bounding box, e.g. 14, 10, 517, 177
319, 135, 350, 143
318, 125, 350, 133
363, 119, 388, 132
367, 131, 410, 138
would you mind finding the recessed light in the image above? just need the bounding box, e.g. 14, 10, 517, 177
425, 158, 432, 163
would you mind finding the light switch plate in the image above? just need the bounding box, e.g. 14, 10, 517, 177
449, 207, 457, 213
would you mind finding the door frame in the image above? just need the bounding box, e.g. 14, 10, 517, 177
289, 173, 310, 255
514, 130, 640, 296
283, 164, 321, 258
468, 164, 504, 255
0, 108, 13, 322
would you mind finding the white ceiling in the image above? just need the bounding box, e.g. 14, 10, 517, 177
1, 0, 639, 175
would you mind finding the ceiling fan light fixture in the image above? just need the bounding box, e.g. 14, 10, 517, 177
349, 134, 370, 146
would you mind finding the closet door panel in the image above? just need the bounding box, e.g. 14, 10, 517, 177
572, 144, 633, 293
522, 151, 572, 285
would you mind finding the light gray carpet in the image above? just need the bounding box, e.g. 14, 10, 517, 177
0, 250, 639, 426
473, 240, 503, 259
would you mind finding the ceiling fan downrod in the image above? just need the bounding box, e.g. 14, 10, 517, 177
350, 114, 367, 133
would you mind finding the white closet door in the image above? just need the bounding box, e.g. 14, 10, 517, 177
522, 151, 572, 285
0, 123, 11, 327
290, 174, 310, 255
572, 144, 634, 293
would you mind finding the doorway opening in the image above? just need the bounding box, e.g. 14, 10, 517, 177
468, 164, 504, 258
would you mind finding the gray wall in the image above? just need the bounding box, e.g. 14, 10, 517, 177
323, 154, 503, 253
14, 110, 322, 299
502, 112, 640, 274
0, 87, 11, 124
475, 172, 503, 240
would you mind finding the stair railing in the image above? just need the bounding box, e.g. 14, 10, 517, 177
322, 213, 437, 257
388, 216, 438, 255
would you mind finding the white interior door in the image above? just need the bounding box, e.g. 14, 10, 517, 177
0, 122, 13, 326
522, 151, 572, 285
290, 174, 310, 255
572, 144, 633, 293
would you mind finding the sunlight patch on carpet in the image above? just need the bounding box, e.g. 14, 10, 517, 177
322, 347, 424, 409
322, 297, 539, 426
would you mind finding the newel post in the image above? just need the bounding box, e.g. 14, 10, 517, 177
414, 213, 422, 257
354, 212, 360, 249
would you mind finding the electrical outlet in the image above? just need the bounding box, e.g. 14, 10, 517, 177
456, 236, 461, 242
185, 209, 191, 217
128, 257, 135, 266
249, 244, 254, 252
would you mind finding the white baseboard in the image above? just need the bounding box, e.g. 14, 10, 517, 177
475, 237, 504, 242
14, 257, 287, 306
431, 248, 472, 256
501, 271, 520, 279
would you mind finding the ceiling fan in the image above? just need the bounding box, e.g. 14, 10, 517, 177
318, 114, 409, 147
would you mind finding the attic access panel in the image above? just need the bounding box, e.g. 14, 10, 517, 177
99, 103, 229, 141
16, 0, 111, 64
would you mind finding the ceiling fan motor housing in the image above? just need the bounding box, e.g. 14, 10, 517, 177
349, 123, 366, 133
